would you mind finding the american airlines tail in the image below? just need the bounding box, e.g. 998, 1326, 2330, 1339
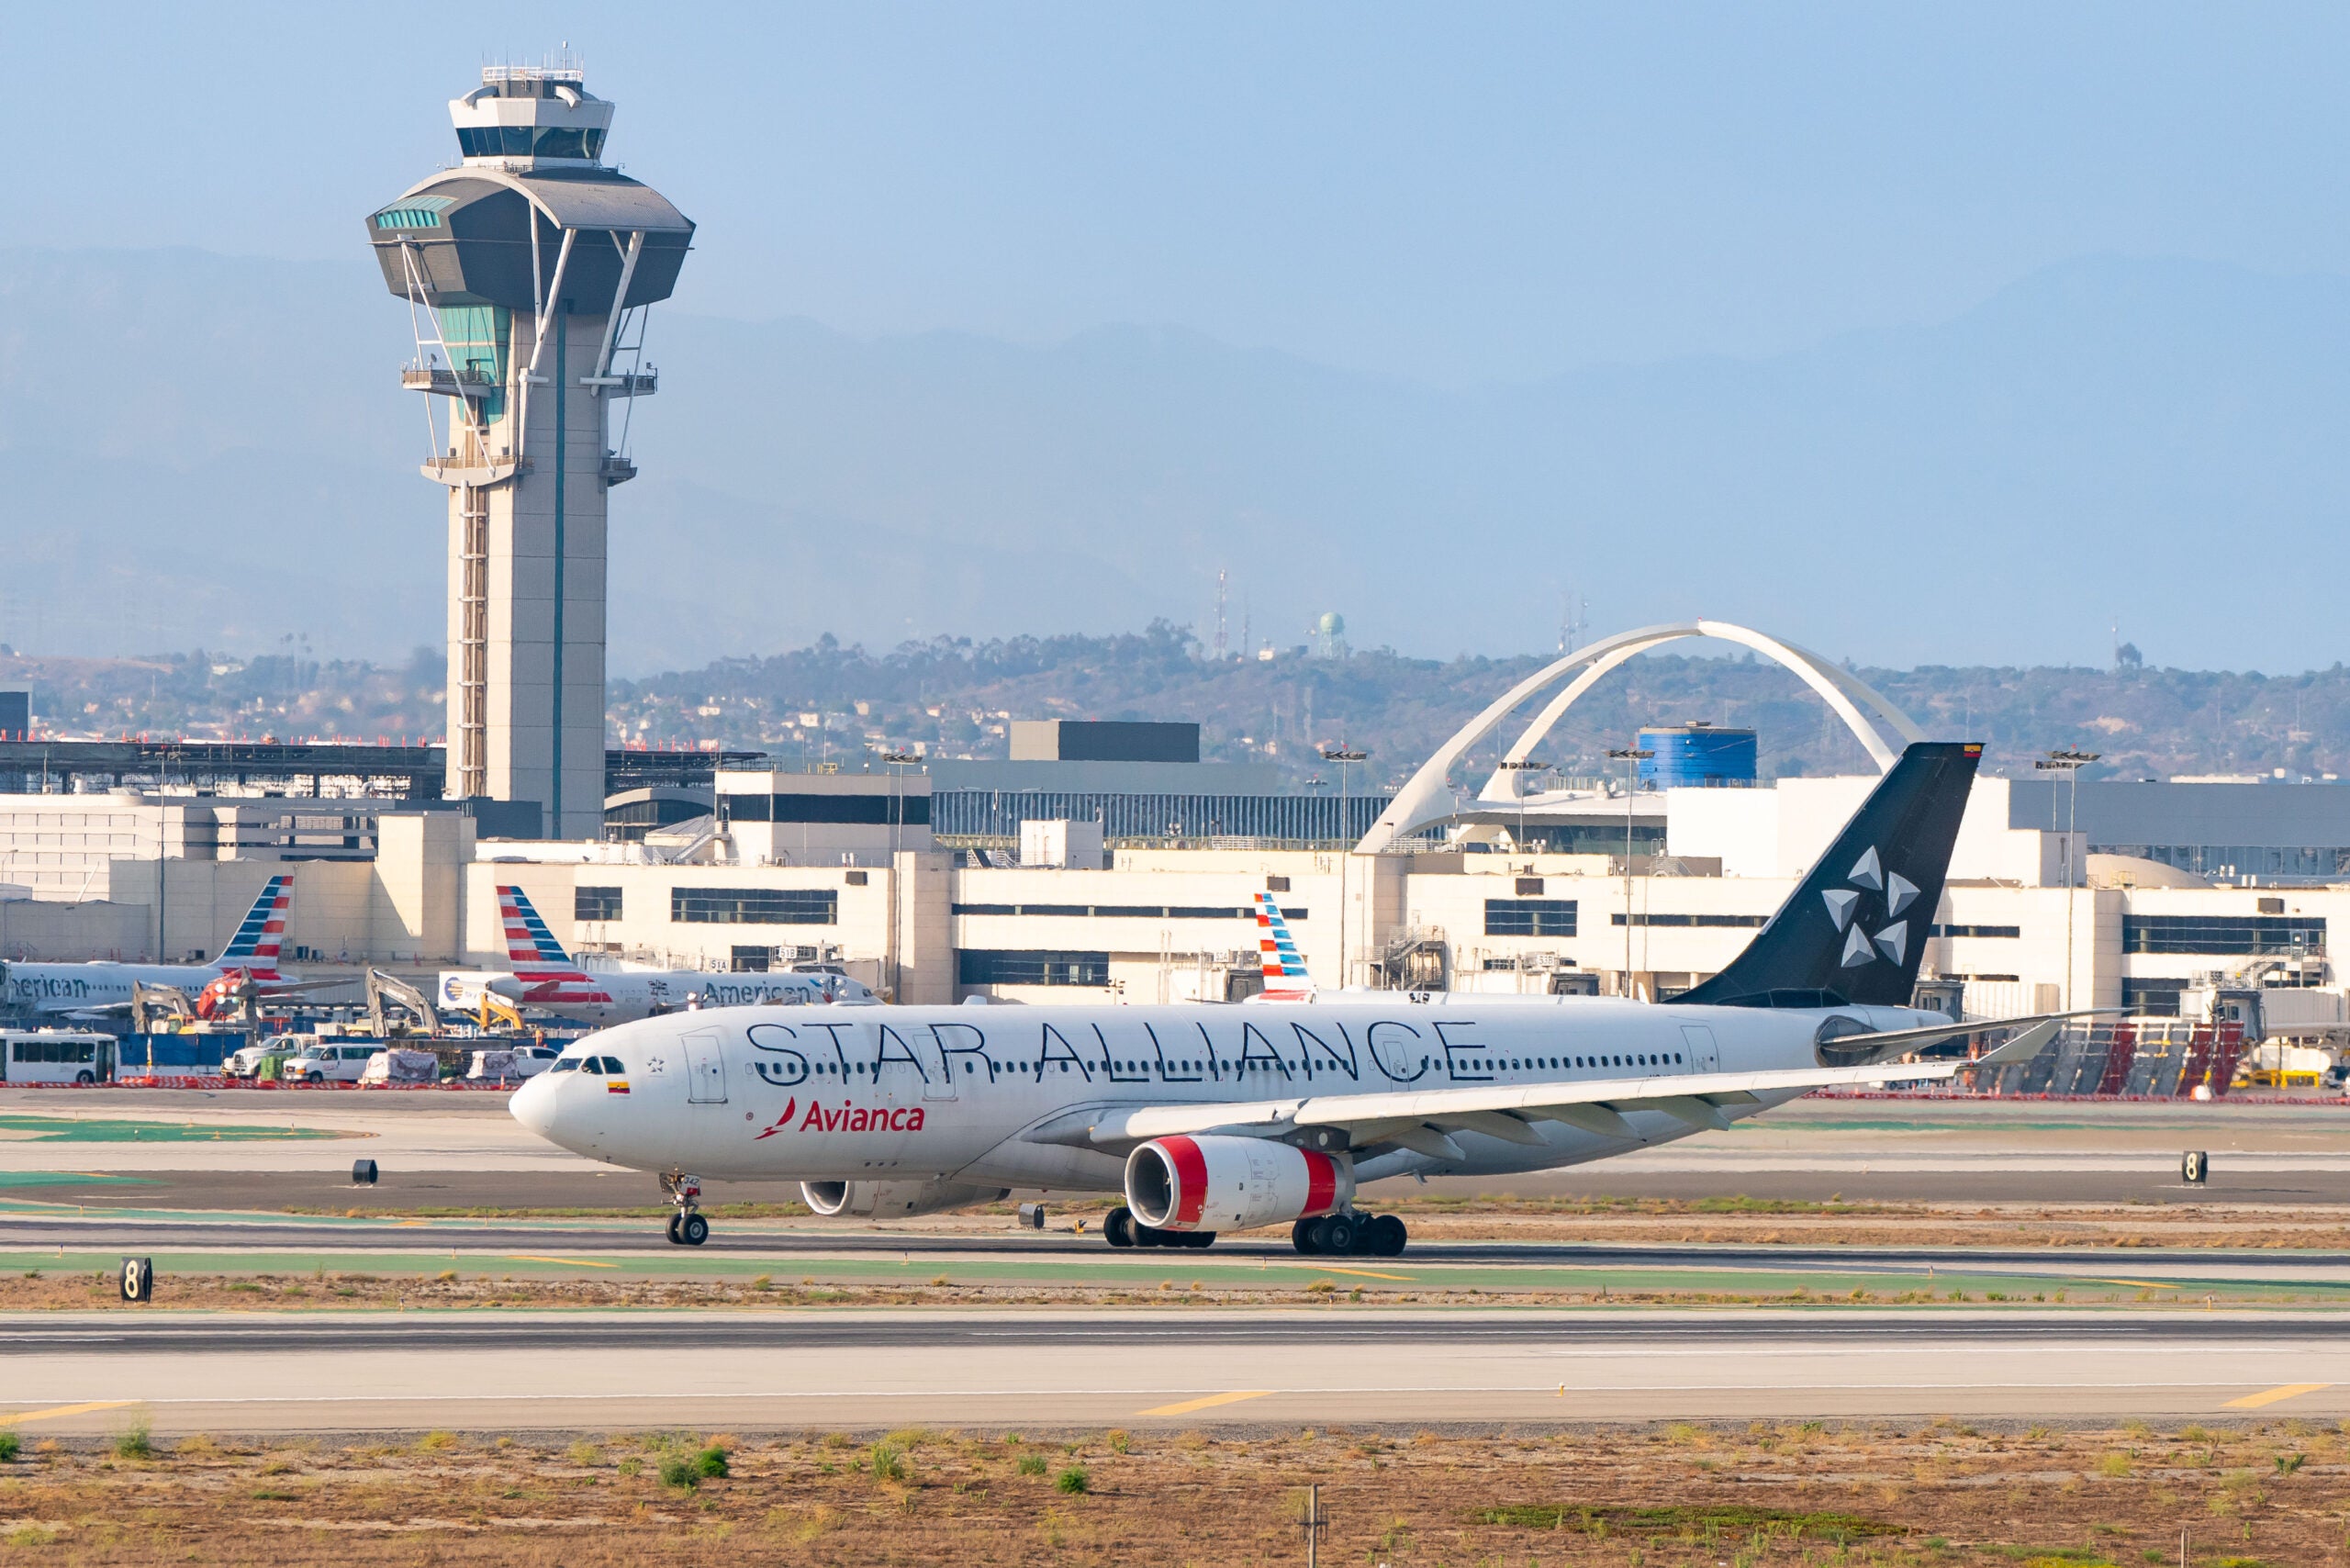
1250, 891, 1315, 998
212, 874, 295, 979
498, 884, 583, 977
1677, 741, 1981, 1008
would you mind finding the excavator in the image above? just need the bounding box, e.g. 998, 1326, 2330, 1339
364, 969, 444, 1039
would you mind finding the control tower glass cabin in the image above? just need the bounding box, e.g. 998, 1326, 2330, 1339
365, 66, 693, 840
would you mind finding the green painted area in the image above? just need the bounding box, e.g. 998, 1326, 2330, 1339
0, 1114, 343, 1143
0, 1171, 151, 1189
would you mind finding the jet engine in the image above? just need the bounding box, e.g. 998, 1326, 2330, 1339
800, 1180, 1010, 1218
1124, 1135, 1353, 1234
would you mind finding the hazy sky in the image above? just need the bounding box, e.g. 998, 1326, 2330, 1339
12, 3, 2344, 386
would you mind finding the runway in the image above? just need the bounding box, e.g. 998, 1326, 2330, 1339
1, 1308, 2342, 1435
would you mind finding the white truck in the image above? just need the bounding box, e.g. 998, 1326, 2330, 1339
279, 1040, 386, 1084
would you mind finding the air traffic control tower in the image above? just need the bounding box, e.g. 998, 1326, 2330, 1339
365, 65, 693, 839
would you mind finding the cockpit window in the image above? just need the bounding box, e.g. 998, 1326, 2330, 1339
578, 1057, 604, 1075
599, 1056, 625, 1074
549, 1058, 579, 1073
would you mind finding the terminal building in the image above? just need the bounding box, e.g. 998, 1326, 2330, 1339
3, 627, 2349, 1049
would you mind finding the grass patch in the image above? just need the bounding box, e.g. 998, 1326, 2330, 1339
1017, 1451, 1047, 1476
656, 1454, 699, 1490
1056, 1465, 1091, 1495
112, 1419, 153, 1460
0, 1430, 19, 1463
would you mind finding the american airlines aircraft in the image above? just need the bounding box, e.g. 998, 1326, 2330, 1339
440, 884, 876, 1025
3, 875, 301, 1015
511, 743, 2062, 1254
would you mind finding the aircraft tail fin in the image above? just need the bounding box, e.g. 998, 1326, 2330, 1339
213, 874, 293, 973
1252, 891, 1316, 997
1676, 741, 1982, 1009
498, 884, 576, 972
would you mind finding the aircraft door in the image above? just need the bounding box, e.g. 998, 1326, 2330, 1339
1680, 1024, 1719, 1074
922, 1025, 960, 1103
682, 1028, 728, 1103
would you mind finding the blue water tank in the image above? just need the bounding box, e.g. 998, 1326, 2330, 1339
1637, 724, 1756, 789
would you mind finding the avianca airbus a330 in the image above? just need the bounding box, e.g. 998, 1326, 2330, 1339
2, 875, 307, 1016
512, 743, 2067, 1254
440, 885, 876, 1024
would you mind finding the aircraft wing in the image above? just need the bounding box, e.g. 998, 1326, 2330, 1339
1027, 1009, 2087, 1159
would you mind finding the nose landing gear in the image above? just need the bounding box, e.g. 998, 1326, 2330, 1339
1292, 1211, 1406, 1257
661, 1171, 708, 1246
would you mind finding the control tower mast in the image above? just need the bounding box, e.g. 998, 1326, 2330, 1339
365, 64, 693, 839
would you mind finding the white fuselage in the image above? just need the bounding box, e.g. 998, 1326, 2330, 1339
439, 966, 866, 1025
3, 960, 273, 1016
510, 996, 1940, 1192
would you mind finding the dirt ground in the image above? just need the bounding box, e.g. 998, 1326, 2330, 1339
0, 1418, 2338, 1565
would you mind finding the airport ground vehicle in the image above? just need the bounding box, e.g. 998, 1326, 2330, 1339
468, 1044, 560, 1081
512, 744, 2072, 1253
280, 1041, 386, 1084
0, 1031, 117, 1085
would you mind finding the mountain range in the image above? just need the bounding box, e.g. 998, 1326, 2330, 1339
1, 246, 2342, 674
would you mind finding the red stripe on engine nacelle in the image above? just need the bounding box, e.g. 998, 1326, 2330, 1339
1302, 1149, 1337, 1217
1164, 1136, 1210, 1228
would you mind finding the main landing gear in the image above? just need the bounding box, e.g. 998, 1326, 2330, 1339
662, 1171, 709, 1247
1292, 1211, 1406, 1257
1102, 1206, 1215, 1249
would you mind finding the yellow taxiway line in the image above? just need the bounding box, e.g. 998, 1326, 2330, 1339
0, 1401, 137, 1427
2224, 1383, 2332, 1410
503, 1255, 621, 1269
1136, 1390, 1274, 1417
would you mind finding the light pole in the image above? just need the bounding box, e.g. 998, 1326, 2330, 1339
1498, 757, 1548, 857
1606, 746, 1654, 998
2036, 747, 2099, 1013
881, 749, 915, 1002
1322, 746, 1365, 990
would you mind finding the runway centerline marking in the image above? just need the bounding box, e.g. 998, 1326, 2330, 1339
1, 1401, 135, 1426
503, 1255, 621, 1269
1136, 1390, 1275, 1417
2224, 1382, 2333, 1409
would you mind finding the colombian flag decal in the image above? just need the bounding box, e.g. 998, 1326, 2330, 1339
607, 1080, 631, 1095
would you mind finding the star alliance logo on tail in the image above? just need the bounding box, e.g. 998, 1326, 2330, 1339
1820, 845, 1918, 969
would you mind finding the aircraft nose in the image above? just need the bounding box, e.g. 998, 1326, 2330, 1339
509, 1072, 558, 1142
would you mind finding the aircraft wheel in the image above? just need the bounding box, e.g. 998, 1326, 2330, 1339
665, 1213, 684, 1246
1182, 1231, 1216, 1249
1313, 1214, 1356, 1255
1131, 1221, 1162, 1248
680, 1213, 710, 1247
1292, 1218, 1320, 1255
1371, 1215, 1408, 1257
1104, 1207, 1136, 1248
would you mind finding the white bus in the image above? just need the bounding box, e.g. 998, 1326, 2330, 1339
0, 1031, 117, 1085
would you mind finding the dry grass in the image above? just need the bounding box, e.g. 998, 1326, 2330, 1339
285, 1193, 2350, 1250
0, 1420, 2334, 1564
